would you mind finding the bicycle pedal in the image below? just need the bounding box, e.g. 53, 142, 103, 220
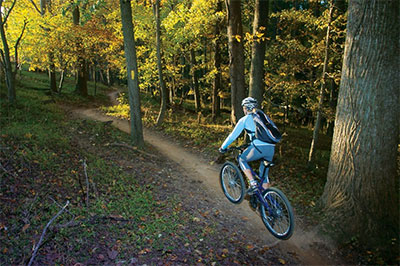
247, 187, 257, 195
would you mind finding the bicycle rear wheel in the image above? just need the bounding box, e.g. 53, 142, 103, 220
260, 187, 294, 240
220, 162, 246, 204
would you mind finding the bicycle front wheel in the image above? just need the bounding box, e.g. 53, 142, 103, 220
220, 162, 246, 204
260, 187, 294, 240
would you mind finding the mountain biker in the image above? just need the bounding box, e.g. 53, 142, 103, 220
219, 97, 275, 192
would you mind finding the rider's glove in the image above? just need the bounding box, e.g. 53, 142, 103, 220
219, 148, 227, 154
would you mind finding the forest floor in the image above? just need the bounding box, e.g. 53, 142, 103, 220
1, 72, 391, 265
70, 91, 346, 265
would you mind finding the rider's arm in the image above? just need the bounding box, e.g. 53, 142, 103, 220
220, 116, 247, 150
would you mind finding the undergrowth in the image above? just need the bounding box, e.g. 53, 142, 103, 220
2, 69, 395, 265
0, 79, 207, 264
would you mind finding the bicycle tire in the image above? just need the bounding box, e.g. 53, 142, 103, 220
220, 162, 246, 204
260, 187, 294, 240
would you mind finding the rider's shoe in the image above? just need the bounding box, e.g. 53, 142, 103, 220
247, 187, 257, 195
247, 180, 258, 195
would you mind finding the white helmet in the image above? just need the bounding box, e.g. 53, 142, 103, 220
241, 97, 258, 111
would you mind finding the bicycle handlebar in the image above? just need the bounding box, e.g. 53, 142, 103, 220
226, 144, 249, 152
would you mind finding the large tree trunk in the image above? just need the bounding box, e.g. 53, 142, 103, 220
321, 0, 399, 248
154, 0, 168, 127
119, 0, 144, 148
190, 48, 201, 113
225, 0, 245, 124
73, 5, 88, 97
212, 0, 223, 121
249, 0, 269, 107
308, 2, 334, 164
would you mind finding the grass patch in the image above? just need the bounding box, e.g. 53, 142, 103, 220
0, 83, 203, 264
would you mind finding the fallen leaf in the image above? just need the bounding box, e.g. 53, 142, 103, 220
110, 214, 124, 219
279, 258, 286, 264
195, 249, 202, 255
246, 244, 254, 250
107, 249, 118, 259
138, 248, 151, 255
22, 224, 30, 232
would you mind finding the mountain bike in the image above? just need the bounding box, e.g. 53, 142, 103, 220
219, 145, 294, 240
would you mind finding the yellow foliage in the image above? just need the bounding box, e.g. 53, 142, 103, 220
234, 35, 241, 42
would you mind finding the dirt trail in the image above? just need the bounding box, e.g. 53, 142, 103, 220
72, 92, 341, 265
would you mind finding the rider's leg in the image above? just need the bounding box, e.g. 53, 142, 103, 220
259, 164, 271, 189
243, 169, 256, 183
257, 144, 275, 190
239, 145, 263, 188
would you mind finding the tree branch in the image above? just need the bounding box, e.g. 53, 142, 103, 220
28, 201, 70, 266
1, 0, 17, 26
83, 159, 89, 207
28, 0, 41, 14
14, 19, 28, 75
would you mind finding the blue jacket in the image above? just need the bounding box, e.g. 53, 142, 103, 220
220, 114, 274, 150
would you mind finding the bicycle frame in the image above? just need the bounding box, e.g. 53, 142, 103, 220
235, 153, 279, 214
221, 145, 294, 239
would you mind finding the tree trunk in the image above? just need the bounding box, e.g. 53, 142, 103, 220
73, 5, 88, 97
249, 0, 269, 107
40, 0, 46, 15
119, 0, 144, 148
41, 0, 57, 93
154, 0, 168, 127
321, 0, 399, 248
190, 48, 201, 113
308, 2, 334, 164
225, 0, 245, 124
58, 69, 65, 92
0, 0, 16, 104
49, 52, 57, 93
13, 19, 27, 87
106, 67, 111, 86
212, 0, 222, 121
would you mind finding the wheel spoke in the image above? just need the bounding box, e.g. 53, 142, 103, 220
220, 162, 245, 204
260, 188, 294, 239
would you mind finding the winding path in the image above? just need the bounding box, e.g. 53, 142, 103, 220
73, 91, 339, 265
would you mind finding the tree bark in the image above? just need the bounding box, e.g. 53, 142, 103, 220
321, 0, 399, 248
308, 2, 334, 164
190, 48, 201, 113
0, 0, 17, 104
212, 0, 223, 121
49, 52, 57, 93
73, 5, 88, 97
225, 0, 245, 124
249, 0, 269, 107
119, 0, 144, 148
154, 0, 168, 127
40, 0, 57, 92
58, 69, 65, 92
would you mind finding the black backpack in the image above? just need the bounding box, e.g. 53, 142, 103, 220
251, 110, 282, 144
